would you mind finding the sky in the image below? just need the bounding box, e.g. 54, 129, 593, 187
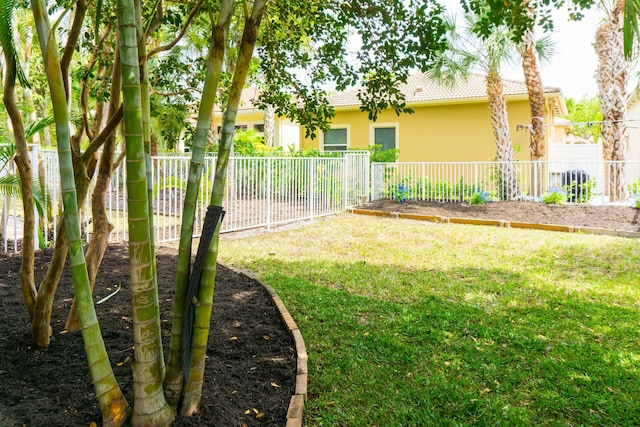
439, 1, 603, 100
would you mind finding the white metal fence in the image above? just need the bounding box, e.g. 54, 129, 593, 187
371, 160, 640, 205
0, 150, 369, 253
4, 150, 640, 253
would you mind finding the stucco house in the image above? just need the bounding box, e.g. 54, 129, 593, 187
218, 72, 568, 162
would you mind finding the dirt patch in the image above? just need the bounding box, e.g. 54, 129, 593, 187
362, 199, 640, 233
0, 244, 295, 426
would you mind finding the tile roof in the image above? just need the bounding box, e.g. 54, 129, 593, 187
327, 72, 561, 108
231, 72, 562, 111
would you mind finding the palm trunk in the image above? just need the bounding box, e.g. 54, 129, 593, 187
134, 0, 166, 382
164, 0, 235, 407
486, 73, 519, 200
595, 0, 628, 202
30, 0, 129, 424
115, 0, 173, 424
180, 0, 269, 415
519, 4, 546, 197
66, 51, 122, 331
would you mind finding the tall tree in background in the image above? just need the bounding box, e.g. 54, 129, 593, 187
519, 1, 548, 164
595, 0, 630, 202
517, 1, 549, 198
565, 95, 603, 142
430, 14, 520, 200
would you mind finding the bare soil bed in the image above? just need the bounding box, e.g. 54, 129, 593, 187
362, 199, 640, 233
0, 244, 295, 426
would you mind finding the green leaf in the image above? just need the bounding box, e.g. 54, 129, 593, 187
0, 0, 30, 88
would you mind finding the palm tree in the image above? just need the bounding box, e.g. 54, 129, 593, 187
29, 0, 130, 423
179, 0, 269, 414
431, 14, 520, 200
518, 1, 555, 198
163, 0, 235, 408
595, 0, 630, 202
115, 0, 174, 423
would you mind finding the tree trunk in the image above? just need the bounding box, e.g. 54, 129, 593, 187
486, 73, 519, 200
164, 0, 235, 407
2, 47, 37, 322
595, 0, 628, 202
519, 3, 546, 197
30, 0, 130, 424
115, 0, 174, 423
66, 51, 123, 331
180, 0, 269, 415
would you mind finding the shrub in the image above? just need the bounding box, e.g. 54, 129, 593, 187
564, 177, 596, 204
628, 179, 640, 198
468, 190, 493, 205
395, 184, 410, 204
368, 144, 400, 162
541, 186, 567, 205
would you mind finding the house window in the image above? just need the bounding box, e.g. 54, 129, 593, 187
323, 127, 348, 152
254, 123, 265, 133
373, 125, 398, 151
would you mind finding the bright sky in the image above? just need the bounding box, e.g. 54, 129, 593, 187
440, 1, 603, 100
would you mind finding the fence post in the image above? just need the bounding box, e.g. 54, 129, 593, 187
343, 154, 349, 211
29, 144, 41, 250
266, 157, 272, 229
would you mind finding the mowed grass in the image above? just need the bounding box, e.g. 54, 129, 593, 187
219, 214, 640, 426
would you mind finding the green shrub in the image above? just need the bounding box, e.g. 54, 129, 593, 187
564, 177, 596, 204
468, 190, 492, 205
628, 179, 640, 198
368, 144, 400, 162
541, 186, 567, 205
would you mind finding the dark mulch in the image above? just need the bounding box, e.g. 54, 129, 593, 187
0, 244, 295, 427
362, 199, 640, 233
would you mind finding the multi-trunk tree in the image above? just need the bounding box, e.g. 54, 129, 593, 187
20, 0, 449, 424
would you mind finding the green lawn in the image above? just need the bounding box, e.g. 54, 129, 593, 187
219, 214, 640, 426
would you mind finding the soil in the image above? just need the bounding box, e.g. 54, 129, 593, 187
2, 200, 637, 426
362, 199, 640, 233
0, 244, 295, 427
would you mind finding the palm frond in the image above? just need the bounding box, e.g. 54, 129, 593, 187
0, 142, 16, 169
0, 174, 22, 199
0, 0, 30, 88
25, 116, 55, 140
624, 0, 640, 60
0, 174, 46, 217
534, 34, 557, 65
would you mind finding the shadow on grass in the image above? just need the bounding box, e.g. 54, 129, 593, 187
253, 257, 640, 427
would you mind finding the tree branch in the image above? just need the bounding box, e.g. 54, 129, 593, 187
146, 0, 204, 59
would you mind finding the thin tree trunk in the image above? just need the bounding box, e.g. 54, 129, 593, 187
2, 47, 37, 322
66, 51, 123, 331
164, 0, 235, 407
30, 0, 130, 424
180, 0, 269, 415
115, 0, 173, 423
519, 3, 546, 197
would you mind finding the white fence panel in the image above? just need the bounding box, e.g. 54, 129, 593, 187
1, 150, 369, 252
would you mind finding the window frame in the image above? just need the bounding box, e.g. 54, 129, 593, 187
369, 122, 399, 152
321, 125, 350, 153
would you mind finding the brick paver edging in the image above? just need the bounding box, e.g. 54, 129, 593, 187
223, 264, 308, 427
348, 208, 640, 239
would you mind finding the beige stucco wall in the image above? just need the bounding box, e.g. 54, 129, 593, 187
301, 98, 551, 162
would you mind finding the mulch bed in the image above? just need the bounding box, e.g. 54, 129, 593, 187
362, 199, 640, 233
0, 244, 295, 427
